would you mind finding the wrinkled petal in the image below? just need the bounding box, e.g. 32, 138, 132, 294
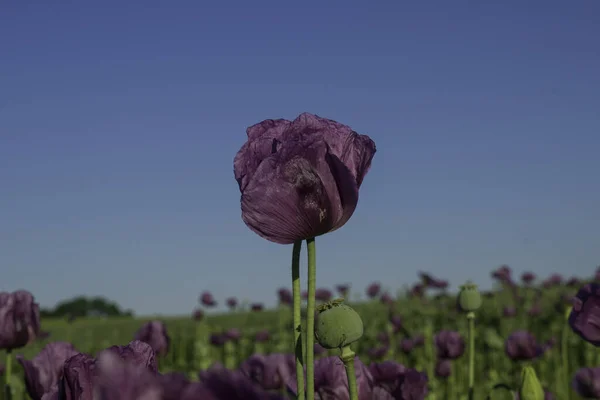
16, 341, 79, 400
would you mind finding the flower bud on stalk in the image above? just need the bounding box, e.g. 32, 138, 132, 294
315, 299, 363, 400
457, 282, 481, 400
518, 366, 545, 400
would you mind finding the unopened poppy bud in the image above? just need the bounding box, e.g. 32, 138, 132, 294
458, 282, 482, 312
518, 366, 544, 400
314, 299, 363, 349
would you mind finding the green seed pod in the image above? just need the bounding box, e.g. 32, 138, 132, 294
314, 298, 363, 349
458, 281, 482, 312
518, 366, 544, 400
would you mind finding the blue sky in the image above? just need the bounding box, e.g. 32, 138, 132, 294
1, 1, 599, 316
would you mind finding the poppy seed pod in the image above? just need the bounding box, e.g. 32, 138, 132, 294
457, 282, 482, 312
315, 299, 363, 350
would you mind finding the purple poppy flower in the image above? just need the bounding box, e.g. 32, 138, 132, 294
209, 333, 227, 347
224, 329, 241, 342
434, 359, 452, 378
521, 272, 536, 285
255, 330, 270, 343
410, 284, 425, 298
251, 303, 264, 312
368, 346, 389, 360
412, 334, 425, 347
226, 297, 238, 309
505, 331, 544, 361
399, 339, 414, 354
16, 342, 80, 400
503, 307, 517, 318
94, 350, 162, 400
157, 372, 191, 400
567, 277, 581, 287
434, 330, 465, 360
314, 343, 327, 356
492, 265, 512, 283
233, 112, 376, 244
418, 272, 448, 290
368, 361, 429, 400
572, 367, 600, 399
192, 309, 204, 321
315, 288, 333, 302
186, 367, 283, 400
287, 356, 374, 400
58, 341, 158, 400
0, 290, 41, 350
240, 353, 295, 391
366, 283, 381, 299
380, 293, 394, 306
569, 283, 600, 346
133, 321, 170, 357
335, 284, 350, 297
199, 292, 217, 307
59, 353, 98, 399
376, 332, 390, 345
277, 288, 293, 305
389, 314, 402, 333
527, 303, 542, 317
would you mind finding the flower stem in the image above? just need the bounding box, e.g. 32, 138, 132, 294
291, 240, 305, 400
4, 349, 12, 400
340, 346, 359, 400
306, 237, 316, 400
467, 311, 475, 400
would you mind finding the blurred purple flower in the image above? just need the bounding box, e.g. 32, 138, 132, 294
399, 339, 415, 354
133, 321, 170, 357
335, 285, 350, 297
505, 331, 544, 361
572, 367, 600, 399
366, 282, 381, 299
503, 307, 517, 318
491, 265, 512, 283
200, 292, 217, 307
240, 353, 295, 391
233, 112, 376, 244
185, 367, 283, 400
380, 293, 394, 306
255, 330, 271, 343
527, 303, 542, 317
410, 284, 425, 298
209, 333, 227, 347
277, 288, 293, 305
226, 297, 238, 309
315, 288, 333, 302
376, 332, 390, 345
157, 372, 191, 400
251, 303, 264, 312
434, 330, 465, 360
569, 283, 600, 346
368, 361, 429, 400
224, 329, 242, 342
389, 314, 403, 333
0, 290, 41, 350
287, 356, 374, 400
542, 274, 563, 288
521, 272, 536, 285
17, 341, 79, 400
412, 335, 425, 347
567, 277, 581, 287
192, 309, 204, 321
368, 346, 389, 360
434, 359, 452, 379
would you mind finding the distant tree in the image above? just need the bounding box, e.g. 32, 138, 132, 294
40, 296, 133, 318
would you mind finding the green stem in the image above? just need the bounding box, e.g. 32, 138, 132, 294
340, 346, 359, 400
5, 349, 12, 400
306, 237, 316, 400
560, 323, 569, 400
467, 311, 475, 400
292, 240, 305, 400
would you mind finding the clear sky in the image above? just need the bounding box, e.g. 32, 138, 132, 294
1, 1, 599, 316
